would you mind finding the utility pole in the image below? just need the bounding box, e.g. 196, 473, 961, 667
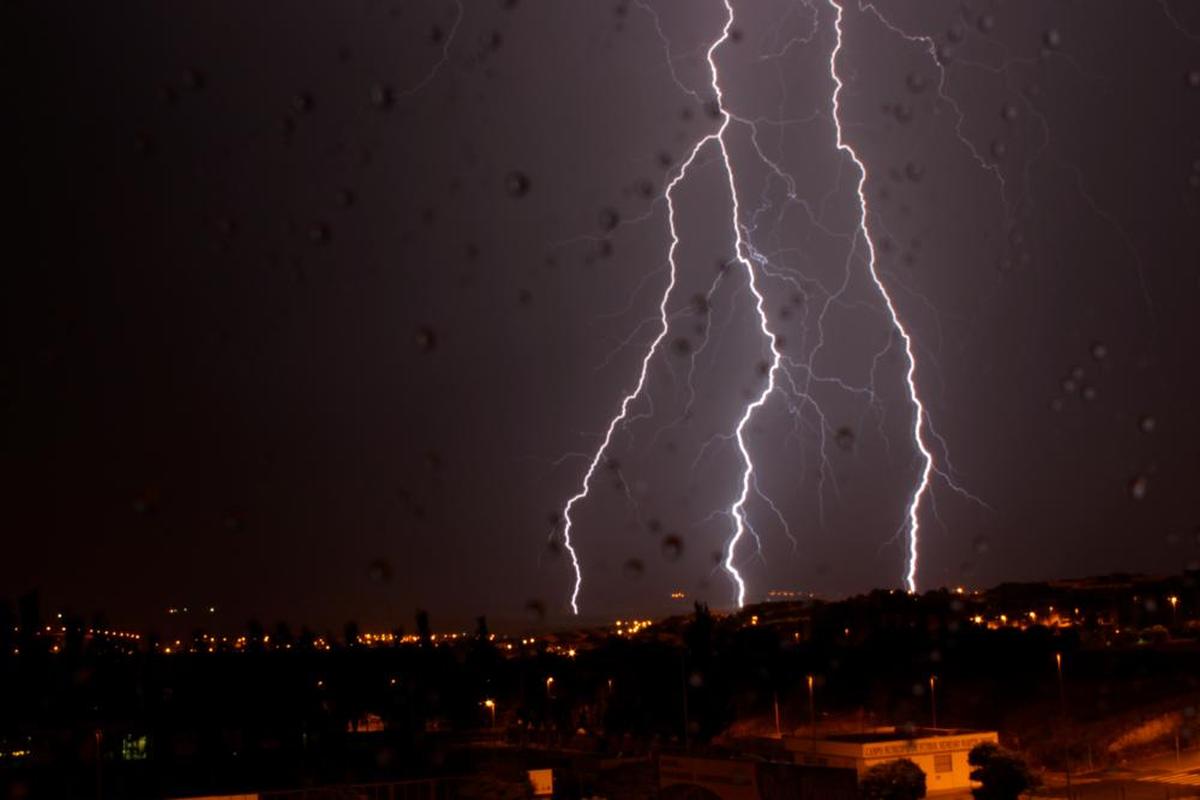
929, 675, 938, 730
807, 674, 816, 753
1056, 653, 1072, 794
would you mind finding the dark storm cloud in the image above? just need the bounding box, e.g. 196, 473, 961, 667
5, 0, 1199, 630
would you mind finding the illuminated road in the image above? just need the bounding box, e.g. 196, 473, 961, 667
1036, 749, 1200, 799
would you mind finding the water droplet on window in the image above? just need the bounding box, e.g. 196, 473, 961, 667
1129, 475, 1148, 500
906, 72, 928, 94
1043, 29, 1062, 50
1090, 341, 1108, 360
835, 427, 855, 452
370, 84, 395, 109
661, 535, 683, 562
1138, 415, 1157, 434
415, 326, 437, 352
599, 207, 620, 231
504, 171, 531, 197
623, 558, 645, 580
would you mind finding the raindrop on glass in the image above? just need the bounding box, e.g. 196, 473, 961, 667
661, 535, 683, 562
370, 84, 395, 109
1129, 475, 1148, 501
415, 326, 437, 353
835, 426, 855, 452
1138, 415, 1157, 434
504, 171, 531, 197
599, 207, 620, 232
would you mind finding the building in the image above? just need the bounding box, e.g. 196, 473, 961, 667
785, 728, 999, 794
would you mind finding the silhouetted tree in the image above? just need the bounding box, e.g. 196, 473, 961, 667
273, 621, 295, 648
416, 609, 432, 646
245, 619, 265, 652
860, 758, 926, 800
343, 620, 360, 648
969, 743, 1035, 800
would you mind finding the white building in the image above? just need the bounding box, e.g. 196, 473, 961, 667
785, 727, 999, 794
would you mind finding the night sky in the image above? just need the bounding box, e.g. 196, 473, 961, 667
6, 0, 1200, 632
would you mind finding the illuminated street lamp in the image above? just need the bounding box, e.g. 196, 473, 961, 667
484, 698, 496, 728
545, 675, 555, 699
1168, 595, 1179, 627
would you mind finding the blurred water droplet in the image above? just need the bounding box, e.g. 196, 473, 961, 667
415, 326, 437, 352
1001, 103, 1019, 122
977, 14, 996, 33
893, 103, 914, 123
1187, 70, 1200, 89
599, 207, 620, 232
1081, 385, 1097, 402
623, 558, 645, 580
336, 188, 356, 207
672, 337, 692, 356
504, 171, 531, 197
835, 426, 855, 452
905, 162, 925, 181
1043, 29, 1062, 50
972, 535, 990, 555
1138, 415, 1157, 434
370, 84, 395, 109
1129, 475, 1148, 500
1070, 365, 1085, 381
367, 559, 392, 584
661, 535, 683, 562
181, 69, 206, 91
1061, 378, 1078, 394
906, 72, 928, 94
309, 223, 331, 244
1090, 341, 1108, 360
946, 22, 965, 43
526, 599, 546, 622
293, 91, 315, 113
990, 140, 1007, 160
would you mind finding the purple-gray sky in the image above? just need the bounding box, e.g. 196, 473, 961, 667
6, 0, 1200, 631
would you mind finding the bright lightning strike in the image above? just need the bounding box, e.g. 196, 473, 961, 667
558, 0, 960, 612
827, 0, 933, 593
558, 0, 780, 613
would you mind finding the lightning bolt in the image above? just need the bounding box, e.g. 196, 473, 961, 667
558, 0, 974, 611
826, 0, 932, 593
557, 0, 783, 613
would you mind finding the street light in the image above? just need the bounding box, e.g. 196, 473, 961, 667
484, 698, 496, 728
1168, 595, 1179, 627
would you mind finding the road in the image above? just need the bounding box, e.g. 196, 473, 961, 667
1034, 748, 1200, 799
